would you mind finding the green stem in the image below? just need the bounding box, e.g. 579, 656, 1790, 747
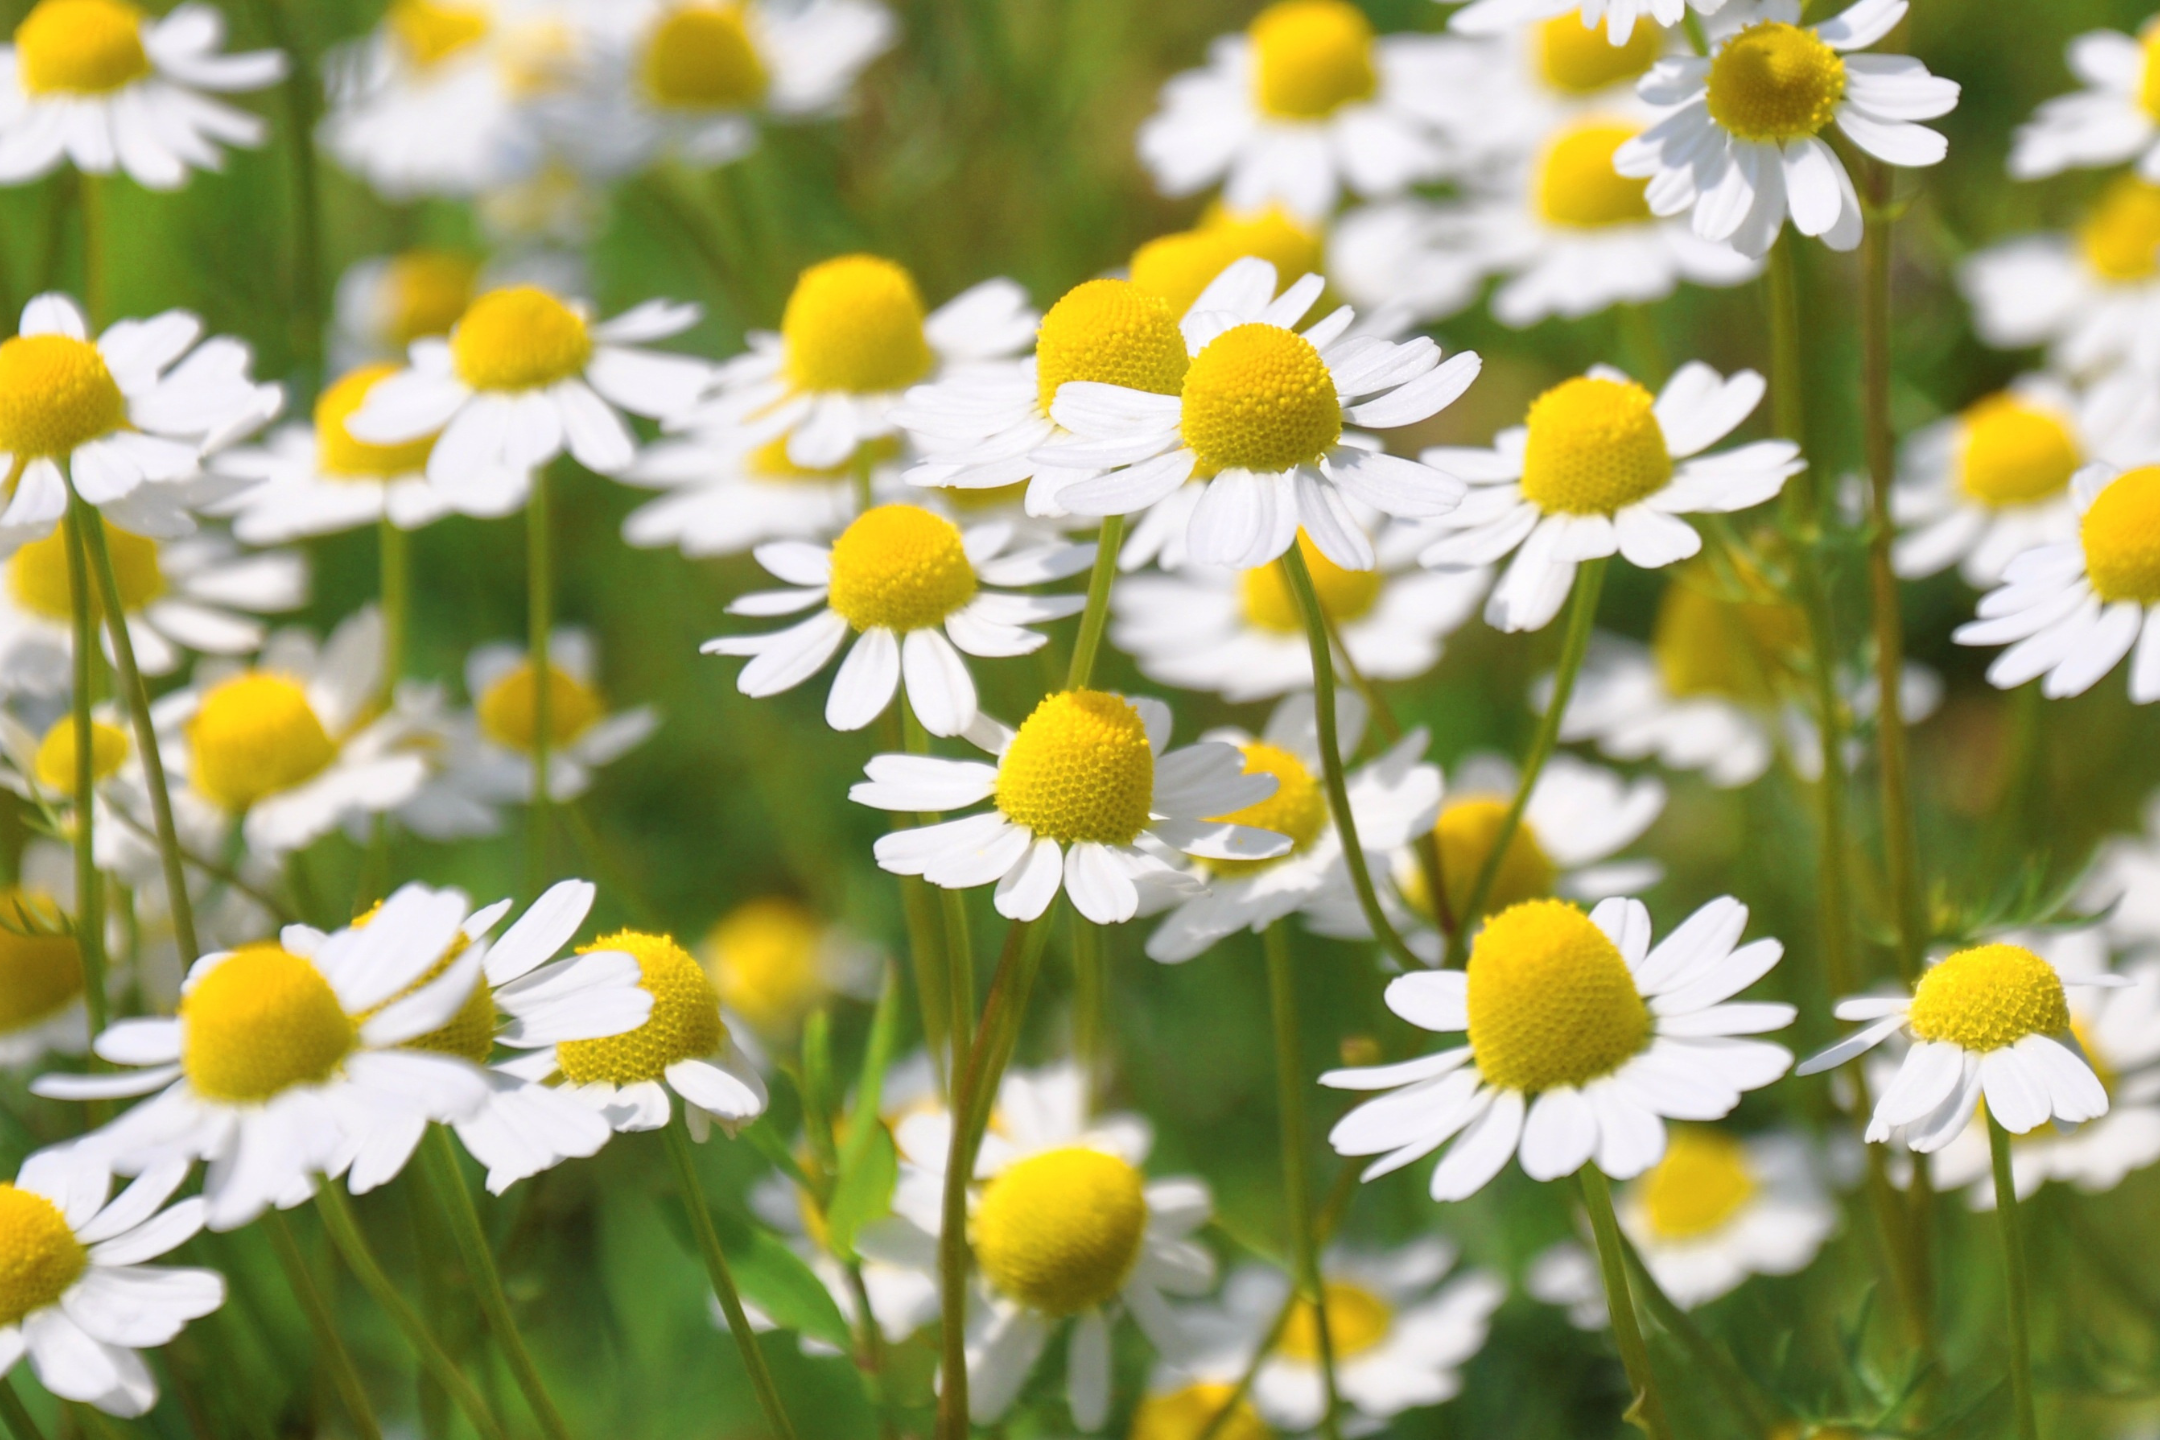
1618, 1232, 1779, 1433
261, 1209, 383, 1440
850, 447, 875, 516
242, 0, 323, 383
1767, 235, 1806, 460
882, 711, 951, 1092
1071, 913, 1106, 1105
527, 465, 554, 900
60, 508, 105, 1042
379, 515, 409, 709
1263, 921, 1340, 1440
902, 706, 974, 1080
0, 1379, 46, 1440
78, 173, 102, 328
1988, 1117, 2040, 1440
1064, 514, 1125, 691
1577, 1167, 1673, 1440
662, 1113, 800, 1440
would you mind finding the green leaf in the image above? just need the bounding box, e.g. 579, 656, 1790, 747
825, 1116, 897, 1261
707, 1205, 854, 1353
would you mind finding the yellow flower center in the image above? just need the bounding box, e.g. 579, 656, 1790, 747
1129, 208, 1322, 317
555, 930, 724, 1085
994, 690, 1156, 846
703, 896, 825, 1038
744, 434, 854, 485
1204, 742, 1327, 877
781, 255, 933, 395
641, 3, 769, 110
181, 945, 358, 1103
186, 673, 339, 813
8, 519, 161, 622
1536, 120, 1655, 229
0, 334, 125, 460
1466, 899, 1650, 1094
1651, 564, 1805, 703
1129, 1383, 1272, 1440
0, 890, 80, 1033
1279, 1280, 1392, 1361
1518, 376, 1672, 516
1956, 393, 2080, 509
2078, 175, 2160, 282
824, 504, 978, 633
973, 1146, 1147, 1315
1705, 21, 1846, 142
388, 0, 490, 70
316, 365, 439, 479
1635, 1128, 1756, 1239
1406, 798, 1557, 925
349, 905, 496, 1064
449, 286, 592, 392
2141, 21, 2160, 123
0, 1185, 85, 1327
475, 660, 604, 752
1907, 943, 2070, 1053
1034, 279, 1190, 416
32, 717, 127, 798
2081, 465, 2160, 605
380, 250, 478, 349
15, 0, 148, 96
1181, 324, 1340, 476
1536, 13, 1662, 94
1249, 0, 1377, 120
1238, 531, 1381, 635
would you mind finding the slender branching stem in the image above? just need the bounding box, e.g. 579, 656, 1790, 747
1988, 1116, 2041, 1440
261, 1208, 383, 1440
1578, 1166, 1673, 1440
1263, 921, 1340, 1440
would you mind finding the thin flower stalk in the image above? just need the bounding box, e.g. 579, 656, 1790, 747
528, 463, 555, 899
1577, 1166, 1673, 1440
1988, 1116, 2041, 1440
60, 506, 107, 1039
261, 1210, 384, 1440
0, 1379, 47, 1440
1263, 920, 1341, 1440
1066, 514, 1126, 691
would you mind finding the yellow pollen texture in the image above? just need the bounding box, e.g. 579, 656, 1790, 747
1651, 564, 1805, 703
781, 255, 933, 395
9, 519, 161, 623
1705, 21, 1846, 142
994, 690, 1156, 846
16, 0, 149, 96
0, 334, 125, 459
1536, 13, 1662, 94
1518, 376, 1672, 515
2081, 465, 2160, 605
1536, 121, 1654, 228
972, 1146, 1147, 1315
1034, 279, 1190, 415
1129, 208, 1323, 316
1956, 394, 2079, 508
32, 716, 127, 797
1181, 323, 1341, 475
0, 1185, 85, 1327
388, 0, 491, 69
0, 889, 81, 1032
1414, 798, 1557, 924
1239, 531, 1381, 634
477, 660, 604, 751
182, 945, 358, 1103
824, 504, 978, 632
702, 896, 826, 1038
1635, 1127, 1757, 1239
382, 250, 478, 348
1249, 0, 1378, 120
555, 930, 724, 1084
1129, 1384, 1272, 1440
1204, 742, 1326, 876
450, 286, 592, 392
1279, 1280, 1391, 1361
317, 365, 439, 478
186, 672, 338, 813
642, 3, 769, 110
2079, 176, 2160, 282
1466, 899, 1650, 1094
1907, 943, 2070, 1053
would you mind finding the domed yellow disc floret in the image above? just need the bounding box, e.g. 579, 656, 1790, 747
1651, 563, 1805, 703
641, 2, 769, 110
1536, 13, 1662, 95
1635, 1127, 1756, 1239
994, 690, 1155, 846
32, 716, 128, 798
1466, 898, 1650, 1094
703, 896, 826, 1038
2079, 176, 2160, 282
1410, 798, 1557, 924
0, 334, 125, 460
1519, 376, 1671, 515
825, 504, 978, 633
1181, 324, 1341, 476
556, 930, 724, 1085
381, 250, 478, 348
1705, 21, 1846, 143
9, 519, 161, 625
1204, 742, 1327, 877
1129, 209, 1323, 316
0, 1185, 85, 1327
1238, 531, 1381, 634
973, 1146, 1147, 1314
476, 660, 604, 752
2081, 465, 2160, 605
1034, 279, 1190, 415
186, 673, 339, 813
388, 0, 491, 69
182, 944, 358, 1102
1955, 394, 2080, 508
1249, 0, 1377, 120
316, 365, 439, 479
1906, 943, 2070, 1053
0, 890, 81, 1032
349, 907, 495, 1064
1536, 121, 1654, 229
15, 0, 149, 96
782, 256, 933, 395
1280, 1279, 1392, 1361
1130, 1383, 1272, 1440
450, 286, 592, 392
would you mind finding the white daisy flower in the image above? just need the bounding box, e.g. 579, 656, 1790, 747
1038, 257, 1479, 572
677, 254, 1036, 472
2008, 21, 2160, 181
0, 293, 279, 554
1613, 0, 1959, 256
1136, 0, 1458, 222
1797, 938, 2128, 1152
32, 884, 497, 1230
1524, 1242, 1609, 1329
1128, 207, 1328, 321
1953, 462, 2160, 703
332, 248, 480, 367
1451, 0, 1729, 47
1144, 690, 1441, 964
850, 689, 1293, 925
697, 895, 880, 1052
0, 1147, 223, 1416
0, 0, 283, 189
2082, 792, 2160, 948
348, 285, 712, 495
702, 504, 1091, 739
0, 884, 88, 1068
619, 429, 896, 559
1960, 175, 2160, 379
1324, 894, 1794, 1198
1414, 362, 1801, 632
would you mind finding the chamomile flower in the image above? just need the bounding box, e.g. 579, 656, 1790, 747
348, 285, 712, 494
0, 294, 279, 552
0, 0, 284, 189
1129, 207, 1326, 318
703, 504, 1091, 738
1144, 691, 1440, 964
1613, 0, 1959, 256
852, 690, 1293, 925
1961, 176, 2160, 379
1798, 938, 2127, 1152
0, 886, 87, 1067
1125, 1377, 1271, 1440
1325, 895, 1794, 1198
34, 884, 496, 1230
2008, 21, 2160, 181
1136, 0, 1457, 222
1039, 258, 1479, 572
2082, 792, 2160, 947
680, 254, 1036, 471
333, 249, 480, 365
1452, 0, 1728, 47
698, 896, 880, 1050
1415, 363, 1801, 632
619, 431, 893, 558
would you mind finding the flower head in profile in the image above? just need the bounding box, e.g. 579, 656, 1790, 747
1129, 207, 1325, 319
0, 886, 86, 1067
334, 248, 480, 364
618, 429, 890, 559
698, 896, 880, 1050
2009, 19, 2160, 182
1961, 176, 2160, 380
